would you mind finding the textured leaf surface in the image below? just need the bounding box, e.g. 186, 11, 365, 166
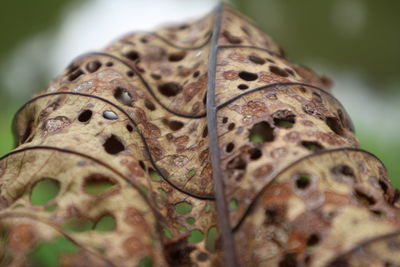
1, 4, 399, 267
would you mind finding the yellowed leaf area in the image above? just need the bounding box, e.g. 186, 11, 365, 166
0, 4, 399, 267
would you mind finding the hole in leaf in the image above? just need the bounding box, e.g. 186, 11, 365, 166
226, 143, 235, 153
123, 50, 140, 61
62, 217, 93, 232
326, 116, 345, 136
238, 71, 258, 81
163, 228, 173, 239
186, 217, 195, 225
273, 110, 296, 128
149, 168, 162, 182
270, 66, 289, 77
237, 84, 249, 90
169, 120, 184, 131
249, 148, 262, 160
206, 226, 217, 252
103, 135, 125, 154
188, 229, 204, 243
158, 82, 182, 97
187, 169, 196, 178
249, 121, 274, 143
175, 202, 192, 215
355, 190, 376, 206
229, 199, 238, 210
103, 111, 118, 120
84, 174, 117, 195
295, 174, 312, 189
28, 237, 79, 267
94, 214, 116, 231
168, 51, 186, 62
78, 110, 92, 122
144, 99, 156, 111
248, 55, 265, 65
114, 87, 133, 106
31, 179, 60, 206
86, 61, 101, 73
301, 141, 323, 152
138, 256, 153, 267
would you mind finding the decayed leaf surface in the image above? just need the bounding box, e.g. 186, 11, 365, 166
1, 4, 399, 267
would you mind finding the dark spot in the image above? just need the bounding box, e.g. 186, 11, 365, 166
238, 84, 248, 90
202, 126, 208, 138
307, 234, 320, 247
249, 121, 274, 143
285, 68, 295, 76
144, 99, 156, 111
227, 156, 246, 170
126, 125, 134, 132
331, 165, 355, 183
228, 123, 235, 131
226, 143, 235, 153
265, 207, 283, 224
78, 110, 93, 122
126, 71, 134, 77
197, 252, 208, 262
193, 71, 200, 78
168, 51, 186, 62
326, 117, 345, 136
105, 62, 113, 67
295, 174, 311, 189
379, 179, 389, 195
279, 253, 297, 267
151, 73, 161, 80
168, 120, 184, 131
328, 257, 349, 267
355, 189, 376, 206
164, 238, 194, 266
158, 82, 182, 97
249, 148, 262, 160
86, 61, 101, 73
273, 110, 296, 128
270, 66, 289, 77
114, 87, 133, 106
222, 117, 228, 124
123, 50, 140, 61
21, 120, 34, 144
103, 135, 125, 154
248, 55, 265, 65
301, 141, 323, 152
140, 37, 148, 43
139, 160, 146, 170
68, 68, 84, 81
222, 30, 242, 44
238, 71, 258, 81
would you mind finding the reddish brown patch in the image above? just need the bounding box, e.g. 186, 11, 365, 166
9, 224, 35, 250
122, 160, 145, 177
124, 207, 150, 233
223, 70, 238, 80
123, 236, 151, 257
253, 164, 273, 179
241, 100, 267, 115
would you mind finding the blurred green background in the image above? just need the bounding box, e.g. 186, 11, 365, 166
1, 0, 399, 187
